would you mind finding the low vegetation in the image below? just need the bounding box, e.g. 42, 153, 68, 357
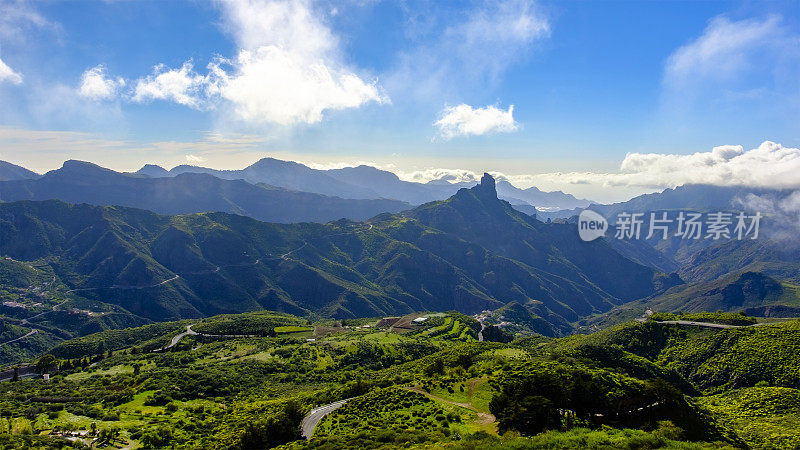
0, 312, 797, 448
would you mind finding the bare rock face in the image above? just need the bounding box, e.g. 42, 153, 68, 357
476, 173, 497, 198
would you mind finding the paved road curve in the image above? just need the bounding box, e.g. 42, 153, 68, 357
155, 324, 264, 352
300, 399, 350, 439
159, 324, 199, 351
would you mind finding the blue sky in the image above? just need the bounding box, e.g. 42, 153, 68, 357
0, 0, 798, 202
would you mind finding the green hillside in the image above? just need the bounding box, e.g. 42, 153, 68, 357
0, 176, 672, 359
5, 310, 794, 448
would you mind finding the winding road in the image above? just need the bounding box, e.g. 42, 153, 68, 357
159, 324, 199, 351
282, 242, 308, 259
641, 319, 765, 329
301, 399, 351, 439
0, 328, 38, 347
65, 274, 180, 293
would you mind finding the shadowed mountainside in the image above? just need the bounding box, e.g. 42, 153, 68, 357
0, 174, 668, 335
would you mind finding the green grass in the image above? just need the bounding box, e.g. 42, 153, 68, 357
274, 326, 314, 333
64, 364, 134, 381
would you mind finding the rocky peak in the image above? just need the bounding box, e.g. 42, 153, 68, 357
475, 172, 497, 198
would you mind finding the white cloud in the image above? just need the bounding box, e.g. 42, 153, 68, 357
78, 65, 125, 100
0, 56, 22, 84
391, 141, 800, 203
434, 104, 518, 139
132, 62, 213, 109
213, 46, 386, 125
397, 168, 480, 184
516, 141, 800, 191
216, 0, 387, 125
220, 0, 335, 58
129, 0, 386, 125
185, 154, 204, 163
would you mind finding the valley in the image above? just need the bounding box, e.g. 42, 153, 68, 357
1, 166, 799, 450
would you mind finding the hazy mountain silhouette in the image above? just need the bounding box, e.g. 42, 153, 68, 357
0, 160, 410, 223
134, 158, 592, 209
0, 161, 40, 181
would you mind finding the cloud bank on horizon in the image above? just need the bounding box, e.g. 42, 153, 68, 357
397, 141, 800, 191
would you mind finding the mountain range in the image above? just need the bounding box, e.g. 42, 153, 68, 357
136, 159, 592, 210
565, 184, 800, 323
0, 175, 670, 337
2, 157, 799, 338
0, 160, 410, 223
0, 158, 592, 211
0, 161, 40, 181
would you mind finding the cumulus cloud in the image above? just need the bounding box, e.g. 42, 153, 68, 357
213, 46, 386, 125
78, 65, 125, 100
132, 62, 213, 109
614, 141, 800, 188
434, 104, 518, 139
0, 56, 22, 84
217, 0, 387, 125
129, 0, 386, 125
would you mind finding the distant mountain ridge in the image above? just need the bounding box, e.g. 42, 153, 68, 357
130, 158, 592, 210
0, 160, 410, 223
0, 161, 40, 181
568, 183, 800, 325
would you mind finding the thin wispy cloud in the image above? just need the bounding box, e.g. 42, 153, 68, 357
389, 0, 550, 101
0, 0, 56, 41
665, 15, 785, 86
662, 15, 800, 112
